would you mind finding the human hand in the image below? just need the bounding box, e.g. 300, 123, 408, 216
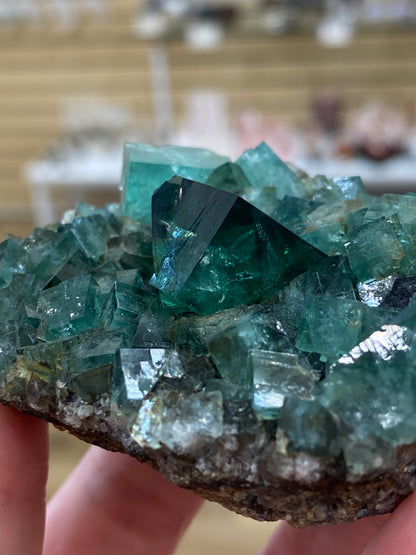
0, 405, 201, 554
1, 403, 415, 555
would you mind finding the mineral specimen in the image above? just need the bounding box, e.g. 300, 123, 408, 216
2, 141, 416, 527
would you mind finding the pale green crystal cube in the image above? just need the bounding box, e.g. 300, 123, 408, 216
121, 142, 229, 224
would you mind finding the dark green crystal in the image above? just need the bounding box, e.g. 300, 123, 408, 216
150, 176, 326, 315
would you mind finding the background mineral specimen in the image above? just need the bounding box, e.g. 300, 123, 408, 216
2, 141, 416, 527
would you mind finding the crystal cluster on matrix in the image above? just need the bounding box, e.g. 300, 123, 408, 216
2, 141, 416, 526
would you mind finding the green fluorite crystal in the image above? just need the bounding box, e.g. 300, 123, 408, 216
37, 275, 102, 340
150, 176, 326, 315
3, 142, 416, 526
121, 142, 229, 225
251, 350, 315, 419
131, 390, 223, 452
236, 142, 303, 199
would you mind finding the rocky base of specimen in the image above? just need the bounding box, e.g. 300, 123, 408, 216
3, 390, 416, 527
2, 142, 416, 527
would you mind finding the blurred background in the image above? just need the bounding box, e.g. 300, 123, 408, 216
0, 0, 415, 552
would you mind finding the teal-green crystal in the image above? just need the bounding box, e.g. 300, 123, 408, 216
301, 173, 369, 204
4, 141, 416, 526
121, 142, 229, 225
331, 175, 367, 202
113, 347, 183, 412
60, 330, 127, 402
296, 296, 399, 361
189, 304, 294, 389
0, 237, 27, 287
251, 350, 315, 419
205, 161, 253, 196
71, 214, 116, 261
29, 232, 80, 288
236, 141, 303, 200
363, 192, 416, 226
150, 176, 326, 315
345, 215, 408, 282
36, 275, 102, 339
296, 296, 366, 360
101, 281, 146, 331
0, 320, 18, 375
130, 390, 223, 452
277, 397, 340, 458
271, 196, 323, 235
0, 274, 37, 326
299, 198, 366, 256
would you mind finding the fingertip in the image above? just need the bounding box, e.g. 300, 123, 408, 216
45, 446, 202, 555
363, 490, 416, 555
262, 513, 390, 555
0, 404, 49, 555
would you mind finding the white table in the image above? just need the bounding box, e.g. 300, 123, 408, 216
25, 153, 416, 227
24, 152, 123, 226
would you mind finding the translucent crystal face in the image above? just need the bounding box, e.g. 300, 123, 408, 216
2, 141, 416, 488
150, 176, 326, 315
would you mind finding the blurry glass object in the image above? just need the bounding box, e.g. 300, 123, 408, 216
134, 0, 238, 42
0, 0, 41, 28
261, 1, 300, 35
184, 18, 224, 49
185, 4, 236, 49
51, 0, 77, 29
316, 0, 356, 47
132, 0, 416, 45
163, 0, 190, 17
133, 0, 170, 39
172, 90, 237, 157
133, 12, 168, 40
187, 3, 237, 26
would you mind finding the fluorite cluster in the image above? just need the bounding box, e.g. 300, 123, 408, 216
3, 141, 416, 526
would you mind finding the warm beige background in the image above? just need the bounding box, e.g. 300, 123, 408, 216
0, 1, 415, 222
47, 426, 277, 555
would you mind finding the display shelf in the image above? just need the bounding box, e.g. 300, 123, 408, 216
24, 151, 122, 226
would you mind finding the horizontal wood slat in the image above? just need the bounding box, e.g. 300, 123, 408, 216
0, 3, 414, 224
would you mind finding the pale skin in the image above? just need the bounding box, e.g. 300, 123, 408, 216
1, 404, 416, 555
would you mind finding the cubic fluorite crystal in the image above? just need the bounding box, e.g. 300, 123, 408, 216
3, 141, 416, 527
150, 176, 325, 315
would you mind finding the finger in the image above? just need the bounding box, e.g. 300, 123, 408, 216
261, 513, 390, 555
363, 489, 416, 555
0, 405, 48, 555
44, 446, 202, 555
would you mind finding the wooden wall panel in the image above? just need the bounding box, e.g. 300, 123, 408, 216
0, 2, 414, 223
